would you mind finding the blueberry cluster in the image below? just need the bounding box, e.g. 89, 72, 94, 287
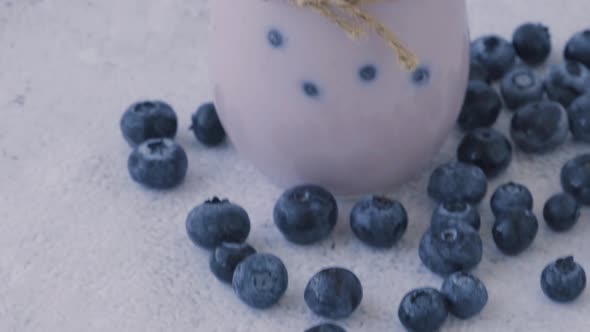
117, 23, 590, 332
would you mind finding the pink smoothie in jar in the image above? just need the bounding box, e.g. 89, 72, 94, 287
210, 0, 469, 195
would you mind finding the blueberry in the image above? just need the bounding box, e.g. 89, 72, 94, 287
273, 184, 338, 245
457, 128, 512, 178
304, 267, 363, 319
510, 100, 569, 154
490, 182, 533, 216
568, 93, 590, 142
471, 35, 516, 80
561, 153, 590, 205
120, 101, 178, 147
427, 162, 487, 205
500, 66, 544, 110
441, 272, 488, 319
267, 29, 284, 48
564, 29, 590, 69
543, 193, 580, 232
411, 65, 431, 85
541, 256, 586, 302
186, 197, 251, 249
305, 323, 346, 332
419, 221, 483, 276
457, 80, 502, 131
492, 209, 538, 255
350, 196, 408, 248
469, 60, 491, 83
190, 102, 226, 146
232, 253, 288, 309
398, 287, 448, 332
303, 81, 320, 98
359, 64, 378, 82
127, 138, 188, 189
431, 201, 481, 231
545, 61, 590, 107
512, 23, 551, 66
209, 242, 256, 284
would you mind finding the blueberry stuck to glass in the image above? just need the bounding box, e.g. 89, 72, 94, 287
545, 60, 590, 108
232, 253, 288, 309
470, 35, 517, 81
186, 197, 251, 249
564, 29, 590, 69
120, 101, 178, 147
457, 127, 512, 178
561, 153, 590, 205
567, 93, 590, 143
543, 193, 580, 232
512, 23, 552, 66
500, 66, 544, 110
419, 220, 483, 276
398, 287, 448, 332
127, 138, 188, 189
492, 209, 538, 255
350, 195, 408, 248
431, 201, 481, 231
457, 80, 502, 131
190, 102, 226, 147
304, 267, 363, 319
490, 182, 533, 217
510, 100, 569, 154
427, 162, 488, 205
209, 242, 256, 284
441, 272, 488, 319
541, 256, 586, 303
273, 184, 338, 245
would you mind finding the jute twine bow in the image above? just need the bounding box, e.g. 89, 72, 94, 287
291, 0, 418, 71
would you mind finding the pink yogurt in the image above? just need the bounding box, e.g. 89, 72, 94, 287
210, 0, 469, 195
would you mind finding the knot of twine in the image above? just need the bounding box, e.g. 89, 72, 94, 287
292, 0, 418, 71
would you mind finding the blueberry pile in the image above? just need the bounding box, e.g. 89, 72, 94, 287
119, 23, 590, 331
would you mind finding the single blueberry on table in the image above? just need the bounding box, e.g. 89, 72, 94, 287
190, 102, 226, 147
419, 220, 483, 276
186, 197, 251, 249
492, 209, 538, 255
411, 65, 430, 85
568, 93, 590, 142
490, 182, 533, 216
512, 23, 552, 66
510, 100, 569, 154
232, 253, 288, 309
398, 287, 448, 332
120, 101, 178, 147
209, 242, 256, 284
359, 64, 377, 82
305, 323, 346, 332
564, 29, 590, 69
545, 61, 590, 107
350, 195, 408, 248
561, 153, 590, 205
303, 81, 320, 98
441, 272, 488, 319
304, 267, 363, 319
471, 35, 516, 80
543, 193, 580, 232
457, 80, 502, 131
500, 66, 544, 110
541, 256, 586, 303
427, 162, 487, 205
127, 138, 188, 189
274, 184, 338, 245
457, 127, 512, 178
267, 28, 284, 48
431, 201, 481, 231
469, 60, 491, 83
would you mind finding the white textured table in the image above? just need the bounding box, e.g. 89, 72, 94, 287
2, 1, 590, 331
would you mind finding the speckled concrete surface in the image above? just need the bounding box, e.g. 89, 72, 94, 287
2, 1, 590, 331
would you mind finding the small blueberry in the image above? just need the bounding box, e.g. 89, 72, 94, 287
493, 209, 538, 255
267, 29, 284, 48
190, 102, 226, 146
441, 272, 488, 319
490, 182, 533, 216
543, 193, 580, 232
120, 101, 178, 147
411, 65, 430, 85
303, 81, 320, 98
541, 256, 586, 303
457, 127, 512, 178
568, 93, 590, 142
232, 253, 288, 309
510, 100, 569, 154
398, 287, 448, 332
209, 242, 256, 284
359, 64, 377, 82
457, 80, 502, 131
427, 162, 488, 205
512, 23, 552, 66
564, 29, 590, 69
127, 138, 188, 189
561, 153, 590, 205
304, 267, 363, 319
